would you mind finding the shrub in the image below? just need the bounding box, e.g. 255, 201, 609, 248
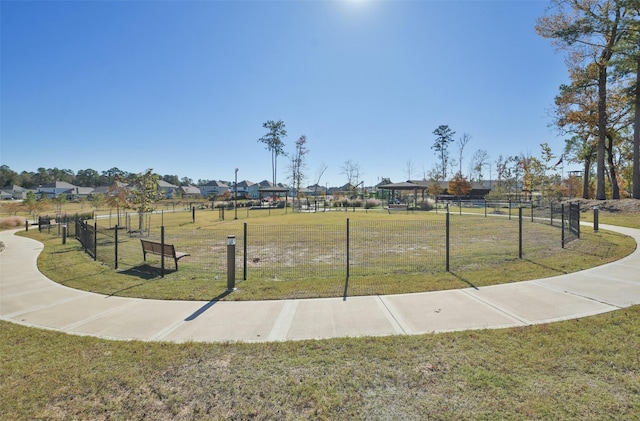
0, 216, 27, 230
419, 199, 435, 211
365, 199, 382, 209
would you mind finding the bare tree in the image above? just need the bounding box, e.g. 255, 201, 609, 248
470, 149, 490, 183
341, 160, 362, 187
404, 160, 415, 181
457, 133, 472, 176
312, 163, 329, 196
289, 135, 309, 202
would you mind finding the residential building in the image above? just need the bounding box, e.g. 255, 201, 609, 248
178, 185, 201, 199
199, 180, 230, 198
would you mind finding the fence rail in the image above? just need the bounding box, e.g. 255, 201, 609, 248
68, 204, 576, 273
28, 202, 583, 298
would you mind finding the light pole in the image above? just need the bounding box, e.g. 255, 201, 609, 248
234, 168, 239, 220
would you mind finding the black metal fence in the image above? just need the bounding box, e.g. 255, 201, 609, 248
51, 203, 576, 283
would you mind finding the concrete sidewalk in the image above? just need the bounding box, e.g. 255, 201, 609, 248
1, 224, 639, 343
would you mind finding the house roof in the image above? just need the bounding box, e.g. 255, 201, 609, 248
378, 181, 426, 191
376, 178, 392, 187
40, 181, 78, 189
7, 185, 27, 193
201, 180, 229, 187
158, 180, 178, 188
237, 180, 255, 188
92, 181, 130, 195
258, 186, 289, 193
179, 185, 201, 195
74, 187, 95, 195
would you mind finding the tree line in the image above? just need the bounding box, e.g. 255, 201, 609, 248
536, 0, 640, 200
0, 165, 209, 190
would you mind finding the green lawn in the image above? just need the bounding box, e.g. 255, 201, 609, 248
20, 209, 636, 301
1, 209, 639, 419
1, 307, 639, 420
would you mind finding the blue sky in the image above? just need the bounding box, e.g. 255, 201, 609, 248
1, 0, 572, 187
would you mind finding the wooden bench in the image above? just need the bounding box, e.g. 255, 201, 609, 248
140, 239, 190, 270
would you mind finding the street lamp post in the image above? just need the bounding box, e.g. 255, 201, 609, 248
234, 168, 239, 220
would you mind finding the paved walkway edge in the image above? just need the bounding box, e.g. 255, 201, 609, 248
1, 223, 639, 343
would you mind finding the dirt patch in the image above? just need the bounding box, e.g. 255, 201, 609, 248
566, 199, 640, 213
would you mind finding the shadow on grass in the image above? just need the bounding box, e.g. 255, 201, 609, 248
50, 248, 81, 254
118, 264, 174, 279
57, 267, 113, 286
449, 272, 479, 290
185, 290, 233, 321
523, 258, 568, 275
102, 265, 164, 297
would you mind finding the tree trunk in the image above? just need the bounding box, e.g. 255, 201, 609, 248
634, 50, 640, 199
583, 158, 591, 199
272, 150, 276, 186
605, 134, 621, 199
596, 65, 608, 200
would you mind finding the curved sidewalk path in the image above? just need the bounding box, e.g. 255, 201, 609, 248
1, 225, 639, 343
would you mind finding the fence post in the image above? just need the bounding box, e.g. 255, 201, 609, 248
227, 235, 236, 291
243, 222, 248, 281
93, 222, 97, 261
561, 204, 566, 248
518, 207, 523, 259
531, 203, 534, 222
62, 224, 67, 245
114, 224, 119, 269
445, 210, 450, 272
346, 218, 350, 280
160, 226, 165, 278
192, 206, 196, 223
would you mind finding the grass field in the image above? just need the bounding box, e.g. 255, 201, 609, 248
1, 204, 639, 419
20, 208, 636, 301
1, 306, 639, 419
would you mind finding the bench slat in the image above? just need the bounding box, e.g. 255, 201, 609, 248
140, 240, 190, 270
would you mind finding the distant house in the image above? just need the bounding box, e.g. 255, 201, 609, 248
69, 186, 95, 200
199, 180, 229, 198
306, 184, 327, 196
177, 185, 201, 199
330, 183, 358, 197
1, 185, 29, 200
157, 180, 178, 198
236, 180, 256, 199
291, 186, 312, 198
37, 181, 79, 199
92, 181, 130, 197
